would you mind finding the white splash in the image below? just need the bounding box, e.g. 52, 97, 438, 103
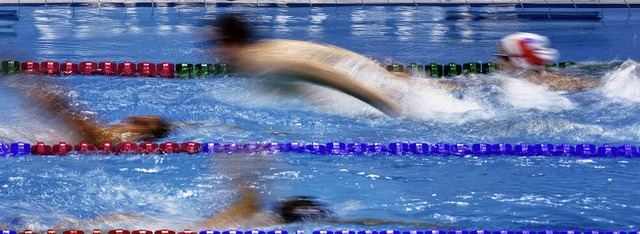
497, 74, 575, 111
601, 59, 640, 102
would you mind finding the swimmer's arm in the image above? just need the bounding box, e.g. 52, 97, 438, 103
196, 187, 261, 228
32, 90, 109, 145
7, 78, 119, 145
325, 218, 448, 228
260, 58, 402, 117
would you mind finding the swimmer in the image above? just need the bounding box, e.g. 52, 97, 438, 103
50, 187, 444, 230
494, 32, 599, 93
196, 187, 445, 229
5, 78, 170, 145
211, 14, 402, 117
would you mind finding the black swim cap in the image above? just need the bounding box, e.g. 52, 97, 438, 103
277, 196, 332, 223
216, 13, 253, 46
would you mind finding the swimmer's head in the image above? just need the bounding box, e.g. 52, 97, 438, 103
106, 116, 171, 142
277, 196, 332, 223
213, 13, 256, 66
216, 13, 253, 46
495, 32, 559, 70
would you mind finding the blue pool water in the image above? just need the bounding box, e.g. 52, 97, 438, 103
1, 5, 640, 232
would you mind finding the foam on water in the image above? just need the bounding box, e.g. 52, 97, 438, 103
601, 59, 640, 102
495, 73, 575, 111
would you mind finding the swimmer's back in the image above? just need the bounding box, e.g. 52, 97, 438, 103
237, 39, 403, 117
247, 39, 386, 71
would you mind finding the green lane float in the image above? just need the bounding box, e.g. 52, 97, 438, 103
406, 62, 424, 76
1, 60, 19, 74
383, 61, 575, 78
463, 62, 480, 74
194, 63, 214, 77
443, 62, 462, 77
176, 63, 194, 78
482, 62, 496, 74
386, 63, 404, 73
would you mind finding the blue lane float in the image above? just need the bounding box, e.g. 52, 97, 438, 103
3, 141, 640, 157
0, 142, 8, 156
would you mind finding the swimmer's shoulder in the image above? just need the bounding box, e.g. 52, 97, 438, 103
522, 70, 600, 92
256, 39, 332, 48
252, 39, 361, 58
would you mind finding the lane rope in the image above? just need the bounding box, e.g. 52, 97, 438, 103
0, 141, 635, 157
0, 229, 634, 234
0, 60, 576, 78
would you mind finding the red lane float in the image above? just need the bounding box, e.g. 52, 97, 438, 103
132, 231, 152, 234
108, 230, 130, 234
60, 61, 79, 75
21, 60, 39, 74
155, 230, 176, 234
98, 142, 118, 154
31, 142, 52, 155
137, 62, 156, 77
41, 61, 59, 75
80, 61, 98, 75
10, 141, 206, 155
52, 142, 73, 155
157, 62, 175, 78
180, 142, 201, 154
117, 142, 137, 153
99, 61, 117, 75
118, 62, 137, 76
138, 142, 159, 154
74, 142, 97, 153
159, 142, 180, 153
63, 230, 85, 234
19, 230, 36, 234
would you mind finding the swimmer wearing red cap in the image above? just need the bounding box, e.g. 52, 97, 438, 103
495, 32, 599, 93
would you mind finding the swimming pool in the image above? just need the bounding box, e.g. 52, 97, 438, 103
1, 4, 640, 233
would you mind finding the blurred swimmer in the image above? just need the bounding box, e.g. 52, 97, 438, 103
211, 13, 402, 117
495, 32, 599, 93
51, 187, 444, 230
195, 187, 444, 229
3, 78, 170, 145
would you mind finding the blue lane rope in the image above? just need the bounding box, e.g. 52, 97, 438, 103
0, 230, 637, 234
0, 141, 638, 157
